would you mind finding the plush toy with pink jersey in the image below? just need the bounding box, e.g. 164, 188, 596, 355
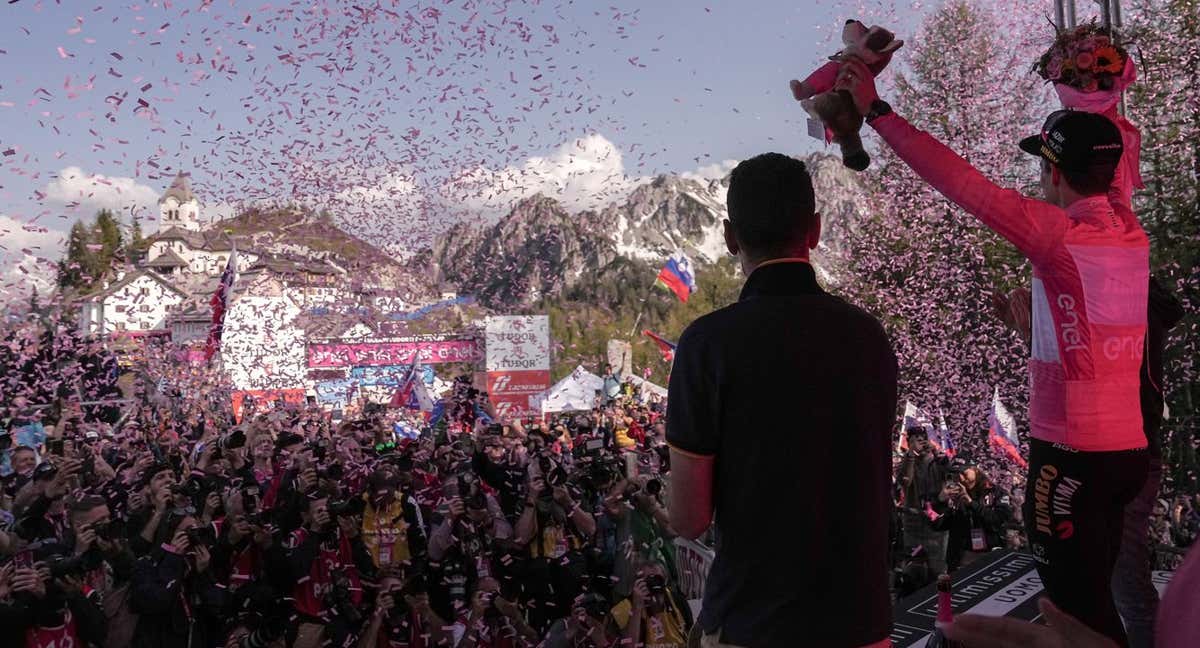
790, 20, 903, 171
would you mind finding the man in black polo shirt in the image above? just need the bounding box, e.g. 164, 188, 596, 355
667, 153, 897, 648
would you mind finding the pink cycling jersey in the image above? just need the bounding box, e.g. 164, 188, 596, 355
871, 113, 1149, 452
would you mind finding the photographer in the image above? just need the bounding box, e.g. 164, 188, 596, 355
542, 593, 618, 648
130, 511, 229, 648
453, 576, 538, 648
930, 465, 1013, 572
66, 494, 139, 647
283, 492, 375, 648
599, 473, 675, 600
125, 462, 179, 557
361, 461, 428, 568
211, 485, 273, 593
429, 476, 513, 568
611, 561, 692, 648
897, 427, 950, 573
357, 569, 451, 648
0, 554, 109, 648
513, 462, 595, 632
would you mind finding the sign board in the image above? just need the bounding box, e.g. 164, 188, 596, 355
485, 316, 551, 420
606, 339, 633, 377
673, 538, 716, 603
349, 364, 435, 388
314, 379, 357, 404
307, 336, 479, 368
231, 389, 307, 423
484, 316, 550, 372
891, 551, 1174, 647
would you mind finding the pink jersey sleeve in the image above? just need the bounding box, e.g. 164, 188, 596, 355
870, 112, 1066, 263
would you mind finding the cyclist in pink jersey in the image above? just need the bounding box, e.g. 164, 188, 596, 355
835, 60, 1150, 647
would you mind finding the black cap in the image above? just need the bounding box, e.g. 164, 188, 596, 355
1019, 110, 1123, 172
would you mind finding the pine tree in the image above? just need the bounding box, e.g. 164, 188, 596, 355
129, 213, 149, 263
93, 209, 124, 263
57, 220, 95, 291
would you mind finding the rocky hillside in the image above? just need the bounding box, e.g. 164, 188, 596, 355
420, 152, 869, 309
221, 207, 435, 300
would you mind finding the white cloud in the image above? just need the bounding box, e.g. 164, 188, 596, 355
682, 159, 737, 183
0, 213, 65, 302
42, 166, 160, 222
443, 134, 646, 217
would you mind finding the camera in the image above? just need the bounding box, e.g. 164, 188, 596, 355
318, 463, 345, 481
329, 497, 366, 518
326, 567, 363, 625
47, 549, 103, 578
645, 573, 666, 597
482, 591, 504, 621
217, 429, 247, 452
186, 524, 217, 548
305, 439, 330, 461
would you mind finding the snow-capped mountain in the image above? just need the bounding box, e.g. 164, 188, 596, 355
420, 153, 869, 308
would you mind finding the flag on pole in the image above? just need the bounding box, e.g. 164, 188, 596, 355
642, 330, 677, 362
655, 252, 697, 303
389, 354, 422, 408
935, 412, 956, 458
988, 387, 1027, 469
899, 401, 934, 454
393, 421, 421, 441
204, 246, 238, 362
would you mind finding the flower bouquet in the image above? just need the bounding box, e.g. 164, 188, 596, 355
1033, 22, 1130, 93
1033, 21, 1143, 191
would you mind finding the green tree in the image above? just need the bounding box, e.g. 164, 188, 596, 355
56, 220, 95, 291
93, 209, 124, 263
129, 213, 149, 263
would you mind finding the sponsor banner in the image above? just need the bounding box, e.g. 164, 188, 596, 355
484, 316, 550, 372
490, 393, 540, 421
350, 364, 435, 388
231, 389, 307, 423
308, 368, 348, 381
891, 551, 1175, 647
307, 337, 479, 368
673, 538, 715, 602
314, 379, 357, 404
487, 370, 552, 397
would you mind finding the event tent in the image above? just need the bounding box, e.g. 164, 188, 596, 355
533, 365, 604, 414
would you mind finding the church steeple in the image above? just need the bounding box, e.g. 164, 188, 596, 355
158, 171, 201, 232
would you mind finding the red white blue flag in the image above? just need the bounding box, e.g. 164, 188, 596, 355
988, 387, 1027, 468
656, 252, 696, 303
642, 330, 677, 362
204, 246, 238, 362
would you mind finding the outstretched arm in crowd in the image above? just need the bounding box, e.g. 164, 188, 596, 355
836, 59, 1066, 265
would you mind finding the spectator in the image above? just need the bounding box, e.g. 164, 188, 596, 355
611, 561, 692, 648
930, 465, 1013, 572
130, 511, 228, 648
357, 570, 450, 648
898, 427, 951, 573
453, 576, 539, 647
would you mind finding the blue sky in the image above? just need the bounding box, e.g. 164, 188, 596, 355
0, 0, 949, 292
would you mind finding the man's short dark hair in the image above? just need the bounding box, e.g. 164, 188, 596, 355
1061, 162, 1116, 197
727, 153, 817, 259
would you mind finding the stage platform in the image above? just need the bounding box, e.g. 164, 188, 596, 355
890, 550, 1174, 647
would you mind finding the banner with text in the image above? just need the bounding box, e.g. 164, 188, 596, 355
485, 316, 551, 420
673, 538, 716, 603
307, 337, 479, 368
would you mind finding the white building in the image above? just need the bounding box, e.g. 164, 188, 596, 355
144, 172, 258, 277
79, 270, 188, 335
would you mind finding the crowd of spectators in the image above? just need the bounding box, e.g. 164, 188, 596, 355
0, 369, 693, 648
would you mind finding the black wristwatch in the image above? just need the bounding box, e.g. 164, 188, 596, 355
866, 99, 893, 124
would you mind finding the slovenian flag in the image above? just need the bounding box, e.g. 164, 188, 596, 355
988, 387, 1027, 468
897, 401, 932, 454
934, 412, 956, 458
204, 245, 238, 362
642, 330, 677, 362
389, 354, 423, 408
656, 252, 697, 303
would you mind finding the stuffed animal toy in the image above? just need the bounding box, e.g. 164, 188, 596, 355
790, 20, 903, 171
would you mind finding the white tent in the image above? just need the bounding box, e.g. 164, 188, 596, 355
628, 375, 668, 401
533, 365, 604, 414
